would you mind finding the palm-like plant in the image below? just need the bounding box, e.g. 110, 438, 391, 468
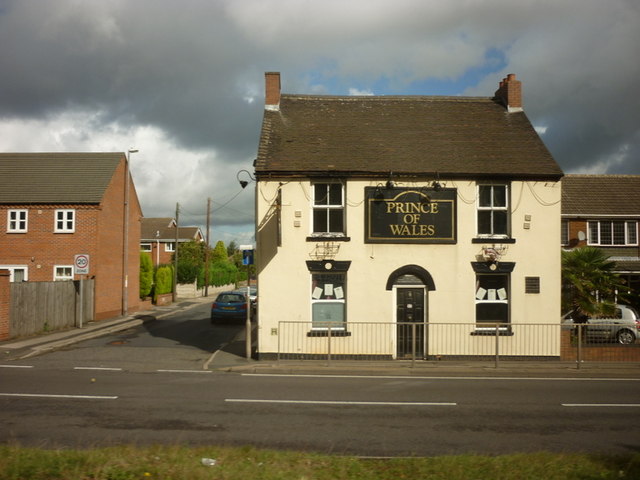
562, 246, 628, 318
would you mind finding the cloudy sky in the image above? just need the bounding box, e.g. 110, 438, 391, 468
1, 0, 638, 246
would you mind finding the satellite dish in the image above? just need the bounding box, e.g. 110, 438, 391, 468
578, 231, 586, 241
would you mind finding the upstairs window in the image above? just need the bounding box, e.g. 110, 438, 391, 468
588, 220, 638, 246
140, 243, 152, 252
477, 184, 509, 237
7, 209, 28, 233
312, 183, 344, 236
165, 242, 176, 252
55, 209, 75, 233
561, 220, 569, 246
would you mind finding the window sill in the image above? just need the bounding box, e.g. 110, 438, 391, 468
472, 237, 516, 244
470, 328, 513, 336
307, 330, 352, 337
307, 236, 351, 242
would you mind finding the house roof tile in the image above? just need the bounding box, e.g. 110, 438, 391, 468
140, 217, 203, 242
0, 152, 123, 204
256, 94, 562, 180
561, 174, 640, 216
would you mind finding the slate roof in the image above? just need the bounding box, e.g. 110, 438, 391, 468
0, 152, 123, 204
140, 217, 203, 242
256, 94, 563, 180
562, 174, 640, 217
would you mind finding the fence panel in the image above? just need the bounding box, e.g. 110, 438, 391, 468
9, 279, 94, 339
276, 321, 639, 365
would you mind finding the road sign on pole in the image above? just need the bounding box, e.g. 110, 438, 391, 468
74, 254, 90, 275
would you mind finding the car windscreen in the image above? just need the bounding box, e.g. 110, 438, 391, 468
217, 294, 244, 303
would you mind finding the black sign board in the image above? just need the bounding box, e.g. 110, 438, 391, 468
365, 187, 457, 244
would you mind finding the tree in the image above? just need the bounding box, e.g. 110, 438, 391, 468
227, 240, 238, 258
175, 240, 205, 284
211, 240, 228, 263
562, 246, 628, 318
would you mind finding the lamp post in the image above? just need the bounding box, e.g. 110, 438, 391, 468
122, 148, 138, 316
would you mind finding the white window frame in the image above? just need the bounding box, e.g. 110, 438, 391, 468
311, 182, 345, 237
587, 220, 638, 246
53, 265, 74, 281
140, 243, 152, 252
165, 242, 176, 252
476, 184, 509, 238
54, 209, 75, 233
0, 265, 28, 282
7, 209, 28, 233
310, 271, 346, 330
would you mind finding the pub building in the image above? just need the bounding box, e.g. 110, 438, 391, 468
253, 72, 564, 360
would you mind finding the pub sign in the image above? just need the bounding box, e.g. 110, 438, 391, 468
365, 187, 457, 244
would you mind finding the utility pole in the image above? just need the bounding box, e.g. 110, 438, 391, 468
204, 197, 211, 297
173, 202, 179, 303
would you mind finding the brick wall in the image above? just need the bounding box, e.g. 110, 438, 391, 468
0, 269, 9, 340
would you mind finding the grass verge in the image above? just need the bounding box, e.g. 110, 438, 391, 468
1, 445, 639, 480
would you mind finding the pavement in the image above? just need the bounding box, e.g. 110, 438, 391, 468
2, 298, 640, 378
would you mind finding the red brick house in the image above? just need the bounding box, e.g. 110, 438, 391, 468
0, 152, 143, 320
562, 174, 640, 309
140, 217, 204, 267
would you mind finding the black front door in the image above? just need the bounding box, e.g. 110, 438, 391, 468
396, 288, 425, 358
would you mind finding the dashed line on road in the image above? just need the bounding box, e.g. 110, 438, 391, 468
0, 393, 118, 400
225, 399, 456, 406
74, 366, 123, 371
562, 403, 640, 408
156, 369, 212, 374
0, 364, 33, 368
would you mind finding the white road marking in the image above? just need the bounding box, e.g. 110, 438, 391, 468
225, 399, 456, 406
74, 367, 123, 371
242, 373, 640, 381
0, 364, 33, 368
0, 393, 118, 400
562, 403, 640, 408
156, 369, 212, 374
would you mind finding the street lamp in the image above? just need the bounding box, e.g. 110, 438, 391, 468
122, 148, 138, 316
237, 169, 256, 189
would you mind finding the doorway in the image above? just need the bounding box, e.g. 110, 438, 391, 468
396, 287, 426, 358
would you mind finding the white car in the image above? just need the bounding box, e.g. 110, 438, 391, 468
562, 305, 640, 345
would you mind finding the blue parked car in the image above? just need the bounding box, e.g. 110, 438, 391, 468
211, 291, 248, 324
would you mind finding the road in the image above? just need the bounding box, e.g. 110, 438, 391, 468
1, 303, 639, 456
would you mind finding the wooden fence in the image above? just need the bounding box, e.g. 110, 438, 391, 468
9, 279, 94, 339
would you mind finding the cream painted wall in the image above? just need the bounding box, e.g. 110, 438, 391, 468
256, 178, 562, 357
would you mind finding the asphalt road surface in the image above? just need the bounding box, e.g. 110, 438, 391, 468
1, 304, 639, 456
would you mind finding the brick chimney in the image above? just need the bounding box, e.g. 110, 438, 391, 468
265, 72, 281, 111
494, 73, 523, 112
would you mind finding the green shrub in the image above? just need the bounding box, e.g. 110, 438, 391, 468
139, 253, 153, 299
154, 265, 174, 299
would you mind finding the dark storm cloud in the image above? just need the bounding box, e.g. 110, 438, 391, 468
0, 0, 638, 241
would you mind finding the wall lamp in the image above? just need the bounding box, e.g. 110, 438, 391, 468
431, 172, 442, 192
385, 172, 395, 189
237, 169, 256, 189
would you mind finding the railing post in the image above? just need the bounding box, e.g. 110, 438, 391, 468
576, 324, 582, 369
277, 321, 281, 363
411, 323, 416, 368
495, 323, 500, 368
327, 324, 332, 366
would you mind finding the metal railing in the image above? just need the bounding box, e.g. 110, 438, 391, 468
275, 321, 640, 368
